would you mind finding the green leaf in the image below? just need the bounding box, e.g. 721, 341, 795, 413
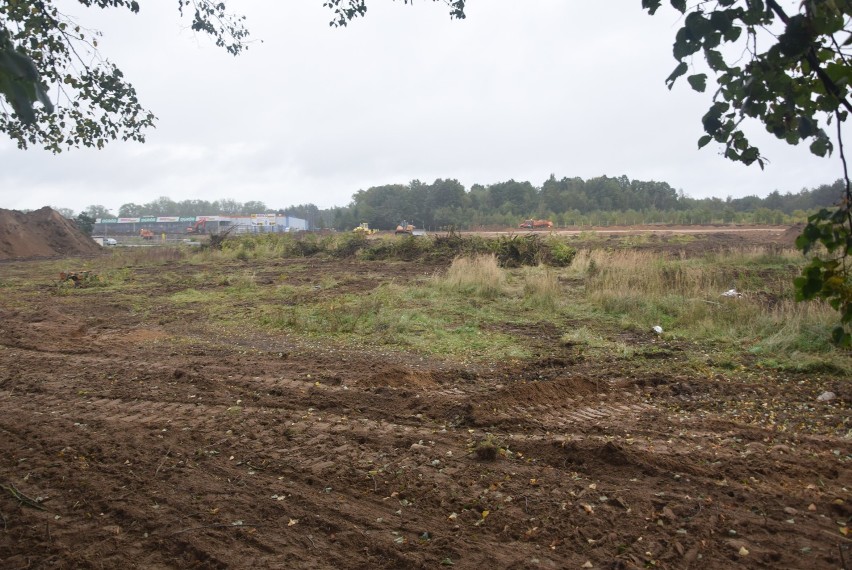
809, 137, 830, 157
704, 49, 727, 71
740, 147, 760, 165
830, 326, 850, 347
641, 0, 663, 15
709, 10, 732, 33
684, 11, 712, 37
798, 117, 817, 138
723, 26, 742, 42
687, 73, 707, 92
698, 134, 712, 148
673, 28, 700, 59
778, 15, 814, 58
825, 61, 852, 88
701, 102, 729, 134
794, 234, 813, 251
666, 62, 688, 89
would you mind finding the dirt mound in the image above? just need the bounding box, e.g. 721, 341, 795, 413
776, 223, 805, 247
486, 375, 599, 408
359, 363, 439, 388
0, 207, 102, 260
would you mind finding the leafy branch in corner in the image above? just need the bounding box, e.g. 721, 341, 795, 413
0, 0, 250, 152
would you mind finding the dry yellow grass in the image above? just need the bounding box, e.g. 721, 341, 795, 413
439, 255, 505, 298
567, 247, 839, 354
522, 267, 561, 309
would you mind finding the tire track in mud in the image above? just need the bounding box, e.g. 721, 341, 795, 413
470, 373, 656, 432
1, 337, 663, 569
505, 401, 656, 428
0, 386, 457, 568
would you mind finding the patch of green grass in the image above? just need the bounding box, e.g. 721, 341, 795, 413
560, 326, 609, 349
666, 234, 697, 245
257, 278, 532, 360
170, 289, 226, 304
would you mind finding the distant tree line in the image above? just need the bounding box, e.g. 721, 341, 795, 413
116, 197, 270, 217
52, 198, 270, 222
55, 176, 845, 231
322, 176, 846, 231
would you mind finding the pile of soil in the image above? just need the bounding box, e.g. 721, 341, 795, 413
777, 223, 806, 247
0, 207, 102, 260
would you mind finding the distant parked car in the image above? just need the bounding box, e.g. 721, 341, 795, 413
104, 238, 117, 246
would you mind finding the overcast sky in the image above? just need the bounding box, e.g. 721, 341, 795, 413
0, 0, 843, 215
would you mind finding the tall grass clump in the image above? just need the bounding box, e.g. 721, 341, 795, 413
522, 267, 562, 309
575, 248, 846, 363
438, 255, 506, 299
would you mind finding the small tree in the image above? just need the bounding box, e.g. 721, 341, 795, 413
75, 212, 95, 236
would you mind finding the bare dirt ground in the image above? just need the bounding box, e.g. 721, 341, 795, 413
0, 230, 850, 569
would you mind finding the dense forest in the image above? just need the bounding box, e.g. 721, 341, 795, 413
324, 176, 846, 230
65, 176, 845, 230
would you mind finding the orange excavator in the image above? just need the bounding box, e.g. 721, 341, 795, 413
139, 229, 155, 240
186, 219, 207, 234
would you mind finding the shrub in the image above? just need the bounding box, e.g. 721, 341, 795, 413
331, 233, 368, 258
546, 238, 577, 267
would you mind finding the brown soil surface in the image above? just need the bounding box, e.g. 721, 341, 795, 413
0, 244, 850, 569
0, 207, 102, 260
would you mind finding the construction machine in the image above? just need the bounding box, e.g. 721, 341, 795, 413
353, 222, 377, 235
518, 219, 553, 229
186, 219, 207, 234
395, 220, 415, 235
139, 228, 155, 240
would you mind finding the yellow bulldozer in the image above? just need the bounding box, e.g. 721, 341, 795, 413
353, 222, 377, 235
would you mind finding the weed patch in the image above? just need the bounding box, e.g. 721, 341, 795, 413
438, 255, 505, 299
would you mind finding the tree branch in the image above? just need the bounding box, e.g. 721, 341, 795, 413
766, 0, 852, 115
